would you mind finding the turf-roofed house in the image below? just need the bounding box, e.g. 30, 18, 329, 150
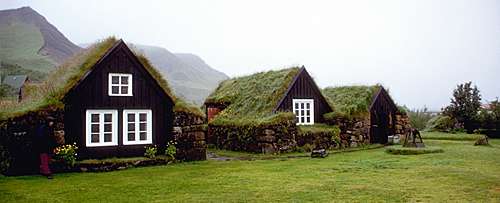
2, 75, 29, 100
1, 37, 206, 175
205, 66, 336, 154
322, 85, 411, 145
62, 39, 178, 159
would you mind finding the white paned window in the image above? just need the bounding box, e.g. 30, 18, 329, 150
108, 73, 132, 96
123, 109, 152, 145
86, 110, 118, 147
293, 99, 314, 125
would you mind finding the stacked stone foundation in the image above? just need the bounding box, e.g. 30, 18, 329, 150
172, 111, 206, 161
391, 114, 412, 143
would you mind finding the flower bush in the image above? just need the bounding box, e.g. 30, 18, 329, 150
144, 145, 157, 158
54, 143, 78, 168
165, 141, 177, 159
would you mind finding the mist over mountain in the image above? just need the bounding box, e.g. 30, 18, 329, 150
1, 7, 228, 105
134, 45, 229, 105
0, 7, 81, 72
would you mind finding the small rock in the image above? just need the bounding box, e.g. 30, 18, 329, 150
173, 126, 182, 134
311, 149, 328, 158
263, 129, 275, 135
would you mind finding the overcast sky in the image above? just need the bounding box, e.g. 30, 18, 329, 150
2, 0, 499, 110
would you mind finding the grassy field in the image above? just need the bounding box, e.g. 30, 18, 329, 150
0, 18, 58, 73
1, 132, 499, 202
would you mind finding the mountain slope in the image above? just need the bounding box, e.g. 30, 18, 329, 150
0, 7, 81, 73
174, 53, 228, 83
134, 45, 228, 105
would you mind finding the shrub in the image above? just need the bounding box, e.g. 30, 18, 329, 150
54, 143, 78, 168
144, 145, 157, 158
406, 106, 437, 130
426, 115, 457, 132
165, 141, 177, 159
302, 143, 314, 152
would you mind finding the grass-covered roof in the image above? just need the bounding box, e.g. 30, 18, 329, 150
205, 67, 301, 124
0, 37, 202, 120
322, 85, 381, 120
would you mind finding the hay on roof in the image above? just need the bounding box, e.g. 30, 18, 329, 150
205, 67, 301, 121
322, 85, 380, 120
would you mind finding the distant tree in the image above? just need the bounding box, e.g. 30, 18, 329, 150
443, 82, 481, 134
478, 98, 500, 131
406, 105, 436, 131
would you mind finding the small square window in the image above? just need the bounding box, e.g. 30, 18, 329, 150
109, 73, 132, 96
104, 114, 112, 122
128, 123, 135, 131
91, 134, 99, 143
91, 114, 99, 122
128, 133, 135, 141
104, 134, 112, 142
112, 76, 119, 84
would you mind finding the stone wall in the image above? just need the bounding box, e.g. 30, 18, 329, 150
208, 117, 297, 154
327, 115, 371, 148
172, 111, 206, 161
296, 131, 340, 150
256, 120, 297, 154
391, 114, 412, 143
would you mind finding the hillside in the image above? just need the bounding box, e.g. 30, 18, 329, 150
134, 45, 228, 105
0, 7, 81, 73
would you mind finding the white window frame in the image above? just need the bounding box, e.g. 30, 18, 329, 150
293, 99, 314, 125
86, 110, 118, 147
108, 73, 133, 96
123, 109, 153, 145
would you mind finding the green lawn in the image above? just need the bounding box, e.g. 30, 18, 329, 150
1, 133, 499, 202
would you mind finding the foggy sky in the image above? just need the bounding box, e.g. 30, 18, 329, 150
2, 0, 499, 110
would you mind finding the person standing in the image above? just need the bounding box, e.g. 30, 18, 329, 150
39, 117, 57, 179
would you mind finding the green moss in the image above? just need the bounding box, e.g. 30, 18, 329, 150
206, 67, 300, 123
297, 123, 341, 135
209, 112, 296, 127
322, 85, 380, 121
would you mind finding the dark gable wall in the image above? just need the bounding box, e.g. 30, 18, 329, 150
369, 87, 398, 144
64, 42, 174, 159
274, 68, 332, 123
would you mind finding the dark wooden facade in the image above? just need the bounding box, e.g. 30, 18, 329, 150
273, 66, 332, 123
369, 87, 398, 144
64, 40, 174, 159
